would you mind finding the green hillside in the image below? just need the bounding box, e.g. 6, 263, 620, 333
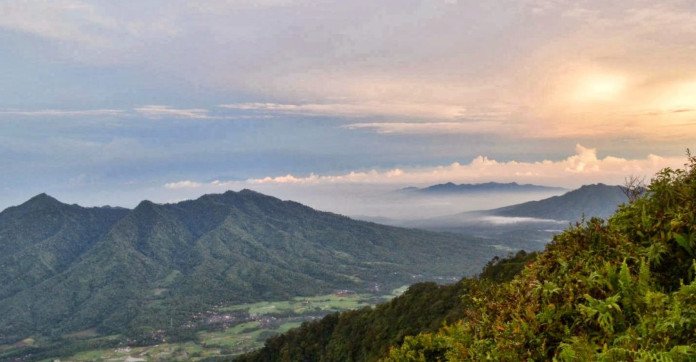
239, 159, 696, 361
0, 190, 496, 350
491, 183, 627, 221
0, 194, 128, 305
237, 251, 536, 361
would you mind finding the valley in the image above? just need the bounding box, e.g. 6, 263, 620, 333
7, 287, 409, 361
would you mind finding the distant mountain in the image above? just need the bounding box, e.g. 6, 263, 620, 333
489, 183, 627, 221
0, 190, 496, 345
399, 182, 566, 195
390, 184, 630, 251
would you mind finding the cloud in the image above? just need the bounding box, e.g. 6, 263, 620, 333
220, 102, 470, 120
3, 1, 696, 140
0, 109, 125, 117
164, 180, 203, 189
163, 144, 685, 189
343, 121, 510, 134
479, 216, 566, 225
0, 1, 114, 45
134, 105, 211, 119
0, 1, 179, 49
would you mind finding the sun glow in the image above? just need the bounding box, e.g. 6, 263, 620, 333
572, 74, 627, 102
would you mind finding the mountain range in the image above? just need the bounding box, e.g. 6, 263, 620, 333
373, 184, 630, 252
0, 190, 495, 345
399, 182, 566, 195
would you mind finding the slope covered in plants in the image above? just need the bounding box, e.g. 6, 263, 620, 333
0, 189, 496, 350
239, 158, 696, 361
236, 251, 536, 361
389, 157, 696, 360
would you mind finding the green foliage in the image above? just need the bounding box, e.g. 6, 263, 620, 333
0, 190, 496, 352
236, 251, 536, 361
479, 250, 537, 283
387, 156, 696, 361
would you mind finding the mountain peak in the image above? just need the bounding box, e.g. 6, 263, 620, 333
30, 192, 57, 201
21, 193, 64, 208
135, 199, 157, 209
239, 188, 263, 196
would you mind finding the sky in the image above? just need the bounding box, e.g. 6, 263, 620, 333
1, 0, 695, 216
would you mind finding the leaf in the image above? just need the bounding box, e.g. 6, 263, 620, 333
673, 233, 694, 255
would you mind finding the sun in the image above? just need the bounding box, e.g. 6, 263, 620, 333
572, 73, 627, 102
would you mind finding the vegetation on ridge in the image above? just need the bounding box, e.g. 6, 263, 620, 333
388, 155, 696, 360
239, 156, 696, 361
236, 250, 537, 361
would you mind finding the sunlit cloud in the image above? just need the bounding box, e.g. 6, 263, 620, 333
2, 1, 695, 140
164, 180, 203, 189
134, 105, 211, 119
163, 145, 685, 190
244, 144, 681, 187
220, 102, 469, 120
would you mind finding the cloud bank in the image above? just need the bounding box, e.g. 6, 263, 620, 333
165, 145, 684, 190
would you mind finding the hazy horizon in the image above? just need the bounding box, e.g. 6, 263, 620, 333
6, 182, 573, 222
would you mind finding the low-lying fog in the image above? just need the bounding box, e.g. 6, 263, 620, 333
238, 183, 566, 222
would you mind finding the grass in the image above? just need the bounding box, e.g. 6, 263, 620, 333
48, 341, 217, 361
218, 293, 380, 316
41, 287, 410, 361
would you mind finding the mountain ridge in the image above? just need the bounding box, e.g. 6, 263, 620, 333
0, 189, 496, 345
399, 181, 566, 195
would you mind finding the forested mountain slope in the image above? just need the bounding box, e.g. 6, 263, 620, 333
240, 160, 696, 361
0, 190, 495, 346
236, 251, 537, 361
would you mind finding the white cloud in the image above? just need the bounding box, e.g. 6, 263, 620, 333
135, 105, 211, 119
343, 121, 510, 134
164, 180, 203, 189
0, 0, 114, 45
479, 216, 566, 225
163, 144, 685, 190
220, 102, 471, 120
0, 109, 125, 117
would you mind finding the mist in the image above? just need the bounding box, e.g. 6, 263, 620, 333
236, 183, 567, 221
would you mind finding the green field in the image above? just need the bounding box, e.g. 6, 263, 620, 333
30, 287, 407, 361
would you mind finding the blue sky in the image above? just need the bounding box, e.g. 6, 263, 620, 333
1, 0, 694, 213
